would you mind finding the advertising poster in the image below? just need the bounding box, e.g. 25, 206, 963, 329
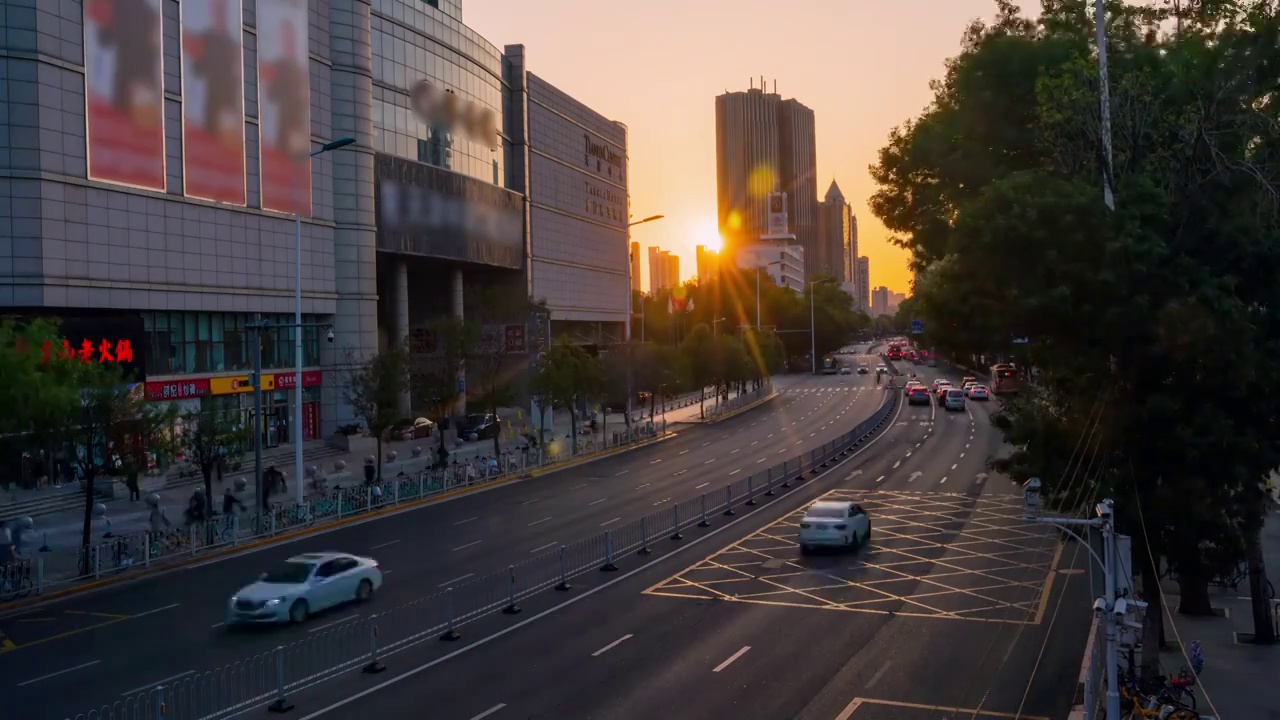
83, 0, 167, 190
257, 0, 312, 216
181, 0, 246, 204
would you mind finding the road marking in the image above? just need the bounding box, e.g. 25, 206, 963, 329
702, 442, 711, 447
729, 469, 741, 476
848, 470, 863, 479
892, 460, 901, 469
940, 476, 948, 483
307, 615, 360, 633
875, 475, 885, 483
960, 452, 965, 458
453, 517, 479, 526
520, 498, 540, 505
591, 633, 634, 657
908, 471, 921, 482
438, 573, 474, 587
369, 539, 400, 550
905, 451, 912, 457
864, 661, 891, 690
836, 698, 1050, 720
635, 483, 651, 490
452, 540, 482, 551
529, 542, 557, 554
571, 484, 588, 490
135, 603, 180, 619
768, 433, 775, 438
600, 517, 621, 527
672, 470, 687, 477
695, 482, 710, 489
965, 444, 970, 449
17, 660, 101, 687
730, 448, 740, 454
915, 442, 921, 448
778, 448, 786, 454
809, 432, 816, 437
704, 458, 717, 464
122, 670, 194, 697
588, 498, 607, 506
757, 458, 766, 463
528, 516, 552, 526
750, 441, 758, 446
209, 621, 225, 629
615, 470, 629, 476
713, 646, 751, 672
650, 459, 663, 464
679, 449, 689, 455
951, 463, 958, 470
469, 704, 507, 720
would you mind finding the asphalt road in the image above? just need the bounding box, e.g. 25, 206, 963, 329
2, 362, 891, 720
253, 363, 1093, 720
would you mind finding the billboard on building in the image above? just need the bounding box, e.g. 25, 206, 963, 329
256, 0, 311, 216
180, 0, 246, 205
83, 0, 167, 191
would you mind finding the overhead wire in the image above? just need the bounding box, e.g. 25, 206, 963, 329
963, 388, 1110, 718
1131, 460, 1222, 720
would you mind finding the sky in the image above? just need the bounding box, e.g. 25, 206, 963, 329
466, 0, 1004, 296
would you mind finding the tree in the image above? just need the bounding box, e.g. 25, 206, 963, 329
409, 317, 476, 455
468, 292, 539, 458
868, 0, 1280, 654
680, 324, 717, 416
717, 334, 751, 399
530, 338, 603, 453
0, 319, 84, 489
345, 344, 411, 481
178, 408, 249, 523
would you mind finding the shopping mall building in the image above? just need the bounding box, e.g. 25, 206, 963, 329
0, 0, 630, 443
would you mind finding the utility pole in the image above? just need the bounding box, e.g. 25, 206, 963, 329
250, 314, 266, 533
1022, 480, 1143, 720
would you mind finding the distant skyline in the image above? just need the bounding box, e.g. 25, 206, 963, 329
467, 0, 1004, 296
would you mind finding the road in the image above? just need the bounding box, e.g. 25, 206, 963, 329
1, 361, 890, 720
257, 363, 1093, 720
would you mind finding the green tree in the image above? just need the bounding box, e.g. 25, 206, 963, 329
680, 324, 717, 416
868, 0, 1280, 654
345, 344, 411, 480
0, 319, 84, 489
178, 408, 249, 524
409, 317, 476, 455
530, 338, 603, 453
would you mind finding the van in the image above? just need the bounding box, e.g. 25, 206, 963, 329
944, 388, 966, 412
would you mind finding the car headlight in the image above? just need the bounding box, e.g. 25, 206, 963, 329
264, 597, 285, 607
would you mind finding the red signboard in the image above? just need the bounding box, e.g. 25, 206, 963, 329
270, 370, 322, 389
18, 337, 136, 365
145, 378, 212, 401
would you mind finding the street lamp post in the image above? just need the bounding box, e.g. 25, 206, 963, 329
625, 214, 664, 426
712, 317, 727, 335
809, 280, 819, 374
293, 137, 355, 506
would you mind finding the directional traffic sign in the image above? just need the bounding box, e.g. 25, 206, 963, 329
911, 319, 925, 334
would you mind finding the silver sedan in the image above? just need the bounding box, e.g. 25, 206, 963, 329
226, 552, 383, 626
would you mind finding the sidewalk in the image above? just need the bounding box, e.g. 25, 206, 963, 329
2, 387, 714, 549
1154, 509, 1280, 720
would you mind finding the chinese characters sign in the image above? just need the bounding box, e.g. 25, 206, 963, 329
19, 338, 136, 365
144, 371, 320, 402
145, 379, 212, 401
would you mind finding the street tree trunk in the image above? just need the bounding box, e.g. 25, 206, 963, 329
1176, 556, 1215, 616
1246, 532, 1276, 644
1139, 559, 1165, 679
80, 466, 96, 556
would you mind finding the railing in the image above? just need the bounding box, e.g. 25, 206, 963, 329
701, 383, 775, 420
60, 386, 900, 720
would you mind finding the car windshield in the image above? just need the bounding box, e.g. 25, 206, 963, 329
260, 561, 314, 584
464, 414, 488, 425
948, 389, 964, 397
807, 505, 847, 519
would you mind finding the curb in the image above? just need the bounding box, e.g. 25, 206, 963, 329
705, 390, 779, 424
0, 432, 678, 613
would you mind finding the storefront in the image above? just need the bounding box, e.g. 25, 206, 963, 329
144, 370, 324, 446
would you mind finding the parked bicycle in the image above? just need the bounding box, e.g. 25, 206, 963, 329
0, 558, 33, 601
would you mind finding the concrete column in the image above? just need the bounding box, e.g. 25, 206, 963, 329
392, 259, 411, 418
452, 267, 466, 414
325, 0, 379, 433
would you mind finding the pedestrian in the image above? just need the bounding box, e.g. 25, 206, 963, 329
222, 485, 246, 516
148, 501, 171, 536
125, 467, 141, 501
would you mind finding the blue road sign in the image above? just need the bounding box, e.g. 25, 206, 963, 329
911, 319, 925, 334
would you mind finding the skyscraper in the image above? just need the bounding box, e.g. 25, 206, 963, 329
695, 244, 720, 284
715, 82, 818, 275
856, 256, 870, 314
648, 246, 681, 294
817, 180, 852, 280
848, 215, 859, 286
872, 286, 891, 317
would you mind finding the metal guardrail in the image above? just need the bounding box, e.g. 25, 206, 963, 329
59, 385, 899, 720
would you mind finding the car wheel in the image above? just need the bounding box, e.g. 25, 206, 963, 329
289, 599, 309, 624
356, 578, 374, 602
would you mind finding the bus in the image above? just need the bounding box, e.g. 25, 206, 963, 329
990, 363, 1019, 394
821, 354, 839, 374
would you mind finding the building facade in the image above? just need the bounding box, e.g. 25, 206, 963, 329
816, 180, 852, 281
735, 244, 805, 293
871, 286, 891, 317
848, 215, 860, 287
856, 257, 871, 314
1, 0, 622, 439
630, 241, 642, 297
647, 247, 679, 294
715, 83, 818, 275
695, 245, 720, 285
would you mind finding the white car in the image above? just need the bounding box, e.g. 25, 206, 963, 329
967, 385, 991, 400
962, 382, 978, 392
226, 552, 383, 626
798, 501, 871, 553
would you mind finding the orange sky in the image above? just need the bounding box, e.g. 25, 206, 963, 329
467, 0, 1002, 296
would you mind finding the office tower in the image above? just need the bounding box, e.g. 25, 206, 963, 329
849, 215, 859, 285
630, 241, 642, 296
871, 286, 890, 317
715, 81, 818, 274
856, 256, 870, 313
817, 180, 853, 280
648, 246, 681, 294
695, 244, 720, 284
666, 252, 681, 290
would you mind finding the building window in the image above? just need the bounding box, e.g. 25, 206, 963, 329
141, 312, 324, 378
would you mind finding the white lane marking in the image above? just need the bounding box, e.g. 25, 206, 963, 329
438, 573, 474, 587
285, 394, 907, 720
892, 460, 901, 469
650, 459, 663, 464
848, 470, 863, 479
520, 498, 540, 505
210, 621, 225, 628
730, 448, 740, 454
635, 483, 651, 490
905, 452, 912, 457
768, 433, 775, 438
135, 603, 181, 619
965, 443, 970, 449
122, 670, 194, 696
713, 646, 752, 672
452, 540, 482, 551
940, 477, 948, 483
528, 516, 553, 527
18, 660, 102, 687
704, 458, 717, 464
673, 470, 687, 477
864, 661, 891, 690
454, 517, 479, 526
588, 498, 607, 506
702, 441, 711, 447
951, 463, 958, 470
469, 704, 507, 720
591, 633, 634, 657
571, 484, 588, 490
369, 539, 400, 550
695, 482, 710, 489
308, 614, 360, 633
679, 449, 689, 455
875, 475, 885, 483
908, 471, 922, 482
729, 469, 741, 476
960, 453, 965, 458
615, 470, 629, 476
915, 443, 921, 448
600, 517, 621, 527
778, 448, 786, 454
529, 542, 557, 554
750, 441, 758, 446
809, 433, 816, 437
757, 458, 766, 463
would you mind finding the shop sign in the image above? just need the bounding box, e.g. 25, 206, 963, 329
504, 325, 526, 354
145, 379, 212, 401
271, 370, 323, 389
210, 375, 275, 395
18, 337, 136, 365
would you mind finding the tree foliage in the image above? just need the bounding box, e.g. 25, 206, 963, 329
529, 337, 605, 452
345, 344, 411, 479
179, 408, 249, 521
868, 0, 1280, 647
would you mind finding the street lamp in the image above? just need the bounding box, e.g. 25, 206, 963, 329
625, 213, 665, 427
293, 136, 355, 506
711, 317, 728, 335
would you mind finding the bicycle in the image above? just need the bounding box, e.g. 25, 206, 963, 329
0, 558, 33, 601
1119, 667, 1199, 719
